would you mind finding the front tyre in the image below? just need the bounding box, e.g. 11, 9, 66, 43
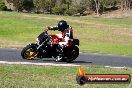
21, 45, 38, 60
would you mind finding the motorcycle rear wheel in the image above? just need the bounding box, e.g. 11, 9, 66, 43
62, 46, 79, 63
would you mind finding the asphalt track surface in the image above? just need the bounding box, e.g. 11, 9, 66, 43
0, 48, 132, 67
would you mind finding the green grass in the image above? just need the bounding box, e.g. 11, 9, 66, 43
0, 64, 132, 88
1, 11, 132, 55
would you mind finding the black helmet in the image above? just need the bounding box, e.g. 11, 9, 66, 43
58, 20, 68, 31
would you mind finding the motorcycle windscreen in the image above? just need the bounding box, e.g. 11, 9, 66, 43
38, 32, 48, 44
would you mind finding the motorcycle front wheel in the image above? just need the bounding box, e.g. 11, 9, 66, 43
21, 45, 38, 60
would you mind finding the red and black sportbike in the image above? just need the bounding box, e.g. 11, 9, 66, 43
21, 32, 79, 63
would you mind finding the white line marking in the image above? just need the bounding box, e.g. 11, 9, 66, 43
105, 66, 126, 69
0, 61, 80, 67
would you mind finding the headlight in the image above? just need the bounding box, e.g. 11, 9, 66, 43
36, 38, 39, 41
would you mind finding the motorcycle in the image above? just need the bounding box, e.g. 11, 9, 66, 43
21, 31, 79, 63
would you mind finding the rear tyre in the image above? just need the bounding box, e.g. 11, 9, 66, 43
62, 46, 79, 63
21, 45, 38, 60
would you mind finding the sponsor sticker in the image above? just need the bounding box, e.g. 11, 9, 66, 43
76, 66, 131, 85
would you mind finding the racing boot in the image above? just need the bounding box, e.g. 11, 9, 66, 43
55, 55, 62, 62
55, 45, 63, 62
